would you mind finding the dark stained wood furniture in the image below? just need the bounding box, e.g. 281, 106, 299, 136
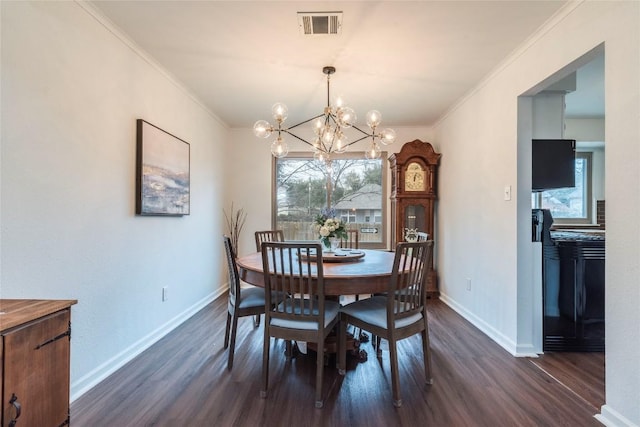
340, 229, 359, 249
340, 229, 362, 299
339, 241, 434, 407
260, 242, 341, 408
0, 299, 77, 427
389, 139, 441, 297
237, 249, 397, 296
222, 236, 266, 370
254, 230, 285, 252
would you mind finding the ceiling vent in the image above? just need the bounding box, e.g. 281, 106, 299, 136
297, 12, 343, 35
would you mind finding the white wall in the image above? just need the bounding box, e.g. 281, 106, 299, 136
590, 147, 605, 203
434, 2, 639, 426
227, 126, 434, 256
1, 2, 230, 400
567, 118, 606, 203
566, 117, 606, 141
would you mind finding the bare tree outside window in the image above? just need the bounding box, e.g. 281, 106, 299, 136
274, 154, 386, 247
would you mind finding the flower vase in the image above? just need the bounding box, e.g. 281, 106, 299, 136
330, 237, 340, 252
322, 237, 340, 253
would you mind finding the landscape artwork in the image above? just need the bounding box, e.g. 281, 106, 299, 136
136, 119, 190, 215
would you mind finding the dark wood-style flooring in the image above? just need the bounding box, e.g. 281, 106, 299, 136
71, 296, 604, 426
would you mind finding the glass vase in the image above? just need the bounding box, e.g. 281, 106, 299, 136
322, 237, 340, 253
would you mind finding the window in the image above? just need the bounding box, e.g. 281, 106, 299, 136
532, 152, 592, 224
274, 153, 386, 248
338, 210, 356, 223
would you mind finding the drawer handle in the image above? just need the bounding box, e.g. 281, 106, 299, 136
8, 393, 21, 426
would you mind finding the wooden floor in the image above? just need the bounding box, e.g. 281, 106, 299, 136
530, 351, 605, 411
71, 296, 604, 426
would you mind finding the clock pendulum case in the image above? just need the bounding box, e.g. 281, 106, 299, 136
389, 139, 441, 296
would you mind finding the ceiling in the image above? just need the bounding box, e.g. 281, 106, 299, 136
89, 0, 605, 129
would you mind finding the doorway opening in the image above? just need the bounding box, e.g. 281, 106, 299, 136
516, 45, 605, 406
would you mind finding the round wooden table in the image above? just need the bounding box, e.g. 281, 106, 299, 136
236, 249, 395, 296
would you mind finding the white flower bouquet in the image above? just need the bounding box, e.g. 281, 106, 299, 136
313, 209, 348, 250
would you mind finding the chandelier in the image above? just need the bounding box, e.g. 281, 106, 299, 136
253, 66, 396, 162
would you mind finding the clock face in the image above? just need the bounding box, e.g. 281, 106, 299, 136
405, 162, 425, 191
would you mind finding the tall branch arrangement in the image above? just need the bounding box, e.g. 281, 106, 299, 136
223, 203, 247, 256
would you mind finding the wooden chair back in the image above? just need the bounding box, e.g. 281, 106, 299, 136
223, 235, 242, 308
340, 229, 359, 249
260, 242, 325, 325
387, 240, 434, 321
255, 230, 285, 252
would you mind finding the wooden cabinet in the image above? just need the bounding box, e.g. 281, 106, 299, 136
389, 140, 441, 296
0, 300, 77, 427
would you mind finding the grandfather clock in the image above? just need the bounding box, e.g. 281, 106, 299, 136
389, 139, 441, 296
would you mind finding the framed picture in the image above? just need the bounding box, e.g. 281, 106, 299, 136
136, 119, 190, 216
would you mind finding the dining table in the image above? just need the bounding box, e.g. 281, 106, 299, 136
236, 248, 396, 359
235, 248, 397, 296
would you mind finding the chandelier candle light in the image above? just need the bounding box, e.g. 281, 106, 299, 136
254, 66, 396, 162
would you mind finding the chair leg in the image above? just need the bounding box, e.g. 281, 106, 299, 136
285, 340, 293, 361
315, 332, 325, 408
254, 314, 261, 327
375, 335, 382, 358
261, 325, 270, 399
227, 311, 239, 370
223, 311, 231, 349
422, 320, 434, 385
338, 318, 346, 375
388, 337, 402, 407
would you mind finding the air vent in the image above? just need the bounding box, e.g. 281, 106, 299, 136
297, 12, 343, 35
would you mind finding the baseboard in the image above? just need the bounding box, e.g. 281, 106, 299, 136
595, 405, 639, 427
438, 293, 519, 356
515, 343, 540, 358
70, 289, 224, 402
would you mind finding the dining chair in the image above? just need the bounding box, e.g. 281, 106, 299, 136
223, 236, 267, 371
338, 240, 434, 407
254, 230, 285, 252
340, 229, 361, 301
340, 229, 359, 249
260, 241, 342, 408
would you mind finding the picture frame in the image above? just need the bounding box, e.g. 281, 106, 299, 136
136, 119, 190, 216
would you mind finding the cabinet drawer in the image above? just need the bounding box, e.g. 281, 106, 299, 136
3, 309, 71, 427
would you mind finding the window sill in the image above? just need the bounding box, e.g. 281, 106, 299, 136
551, 224, 604, 230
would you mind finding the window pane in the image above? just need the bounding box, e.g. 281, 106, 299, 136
275, 156, 383, 244
540, 157, 587, 219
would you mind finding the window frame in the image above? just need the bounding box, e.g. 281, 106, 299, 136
271, 151, 388, 249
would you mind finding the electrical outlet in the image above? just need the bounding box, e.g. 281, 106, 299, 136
162, 286, 169, 302
466, 278, 471, 291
